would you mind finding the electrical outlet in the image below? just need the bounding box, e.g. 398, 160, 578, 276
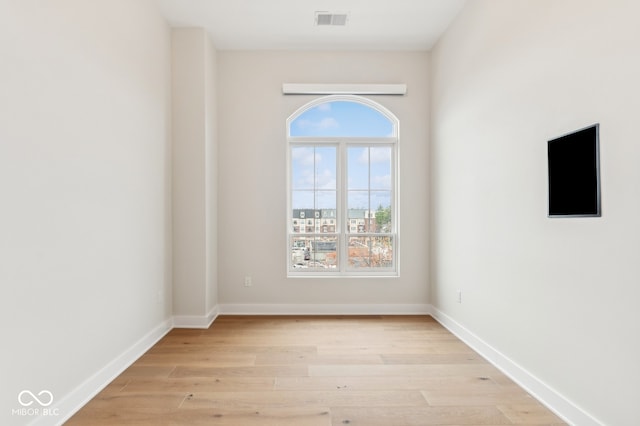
456, 290, 462, 303
244, 276, 252, 287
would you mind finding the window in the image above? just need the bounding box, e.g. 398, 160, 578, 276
287, 95, 398, 276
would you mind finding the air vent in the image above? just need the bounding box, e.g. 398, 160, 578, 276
315, 12, 349, 26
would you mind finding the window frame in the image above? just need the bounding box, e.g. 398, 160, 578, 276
286, 95, 399, 277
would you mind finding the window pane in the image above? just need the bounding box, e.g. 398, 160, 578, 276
292, 191, 314, 210
291, 236, 311, 267
291, 146, 336, 190
347, 203, 374, 233
291, 236, 338, 270
348, 236, 393, 269
315, 146, 336, 190
370, 147, 392, 190
316, 190, 336, 210
291, 145, 337, 235
290, 101, 394, 138
312, 236, 338, 269
316, 191, 337, 234
291, 192, 313, 232
371, 191, 392, 233
372, 235, 394, 268
319, 208, 336, 233
347, 191, 369, 211
347, 146, 369, 190
291, 147, 315, 190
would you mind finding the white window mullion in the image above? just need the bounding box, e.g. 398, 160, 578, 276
338, 139, 348, 273
393, 143, 399, 271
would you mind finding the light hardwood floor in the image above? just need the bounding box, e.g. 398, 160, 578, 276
67, 315, 566, 425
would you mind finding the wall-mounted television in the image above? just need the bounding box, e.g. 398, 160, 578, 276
547, 124, 601, 217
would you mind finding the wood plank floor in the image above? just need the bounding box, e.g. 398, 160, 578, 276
67, 315, 566, 425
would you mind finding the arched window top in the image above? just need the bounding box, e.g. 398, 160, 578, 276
288, 95, 398, 138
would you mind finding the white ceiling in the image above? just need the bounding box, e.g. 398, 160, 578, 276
157, 0, 466, 51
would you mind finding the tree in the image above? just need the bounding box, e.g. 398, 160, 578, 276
375, 204, 391, 231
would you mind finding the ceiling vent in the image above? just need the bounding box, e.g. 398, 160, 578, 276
315, 12, 349, 26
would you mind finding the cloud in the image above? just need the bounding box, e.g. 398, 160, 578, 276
315, 103, 332, 112
292, 147, 320, 166
372, 174, 391, 189
316, 169, 336, 190
295, 168, 336, 190
292, 148, 337, 189
296, 117, 339, 131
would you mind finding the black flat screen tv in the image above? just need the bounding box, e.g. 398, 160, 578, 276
547, 124, 601, 217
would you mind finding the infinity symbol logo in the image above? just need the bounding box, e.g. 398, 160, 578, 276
18, 390, 54, 407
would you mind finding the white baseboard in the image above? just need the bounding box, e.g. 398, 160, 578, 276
35, 318, 173, 426
173, 305, 219, 329
429, 306, 602, 426
218, 303, 431, 315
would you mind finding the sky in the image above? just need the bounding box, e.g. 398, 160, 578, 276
290, 100, 394, 214
289, 100, 395, 138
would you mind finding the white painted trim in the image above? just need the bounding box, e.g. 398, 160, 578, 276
429, 306, 603, 426
218, 303, 430, 315
282, 83, 407, 95
34, 318, 173, 426
172, 305, 219, 329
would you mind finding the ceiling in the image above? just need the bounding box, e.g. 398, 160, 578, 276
157, 0, 466, 51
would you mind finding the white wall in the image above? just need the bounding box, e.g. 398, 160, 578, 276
217, 51, 430, 309
430, 1, 640, 424
0, 1, 172, 424
171, 28, 218, 323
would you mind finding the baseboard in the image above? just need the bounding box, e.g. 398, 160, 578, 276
218, 303, 431, 315
34, 317, 173, 426
173, 305, 219, 329
429, 306, 602, 426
